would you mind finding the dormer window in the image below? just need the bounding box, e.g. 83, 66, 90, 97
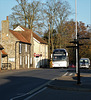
13, 26, 25, 31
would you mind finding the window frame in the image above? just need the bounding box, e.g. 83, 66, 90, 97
19, 43, 22, 54
25, 44, 27, 52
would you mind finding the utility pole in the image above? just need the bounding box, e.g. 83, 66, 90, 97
75, 0, 78, 75
66, 35, 81, 84
67, 33, 90, 84
48, 24, 50, 60
77, 34, 80, 84
75, 0, 80, 84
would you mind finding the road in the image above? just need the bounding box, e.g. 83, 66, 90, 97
27, 87, 91, 100
0, 68, 67, 100
26, 68, 91, 100
0, 68, 91, 100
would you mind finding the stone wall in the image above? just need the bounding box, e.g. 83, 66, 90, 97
1, 18, 31, 69
19, 43, 31, 69
1, 19, 18, 69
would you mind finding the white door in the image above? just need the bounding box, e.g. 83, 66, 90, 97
35, 56, 40, 68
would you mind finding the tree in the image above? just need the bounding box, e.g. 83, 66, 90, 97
43, 20, 91, 63
64, 21, 91, 64
9, 0, 28, 28
9, 0, 43, 33
78, 22, 91, 60
42, 0, 71, 54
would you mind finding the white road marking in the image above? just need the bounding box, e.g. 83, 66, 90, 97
62, 72, 74, 76
10, 78, 56, 100
10, 71, 74, 100
69, 73, 73, 76
10, 93, 28, 100
62, 72, 68, 76
24, 87, 47, 100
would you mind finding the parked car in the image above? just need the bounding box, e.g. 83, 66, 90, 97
68, 64, 76, 68
80, 58, 90, 69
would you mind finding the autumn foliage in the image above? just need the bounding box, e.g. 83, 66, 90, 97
43, 20, 91, 64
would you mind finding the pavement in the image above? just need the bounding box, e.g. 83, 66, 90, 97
47, 74, 91, 92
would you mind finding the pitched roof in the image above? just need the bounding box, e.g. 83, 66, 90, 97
2, 50, 8, 57
20, 26, 47, 44
33, 32, 47, 44
10, 26, 47, 44
0, 44, 7, 57
2, 50, 7, 55
9, 30, 30, 44
0, 44, 4, 50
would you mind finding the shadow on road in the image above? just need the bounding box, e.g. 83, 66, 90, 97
0, 75, 49, 100
67, 68, 91, 73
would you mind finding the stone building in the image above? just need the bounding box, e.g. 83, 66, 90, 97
0, 44, 4, 70
1, 17, 48, 69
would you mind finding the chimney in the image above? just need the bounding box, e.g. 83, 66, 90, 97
6, 16, 8, 20
1, 16, 9, 34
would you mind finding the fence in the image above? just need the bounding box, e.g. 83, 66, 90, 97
1, 63, 12, 70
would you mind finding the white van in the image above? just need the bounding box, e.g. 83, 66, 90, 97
80, 58, 90, 68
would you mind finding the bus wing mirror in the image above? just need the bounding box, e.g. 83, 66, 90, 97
51, 54, 53, 59
66, 53, 68, 56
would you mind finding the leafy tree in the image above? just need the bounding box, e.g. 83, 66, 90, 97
78, 22, 91, 60
43, 20, 91, 63
65, 21, 91, 64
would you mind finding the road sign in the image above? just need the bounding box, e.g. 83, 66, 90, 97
66, 46, 77, 48
66, 33, 90, 84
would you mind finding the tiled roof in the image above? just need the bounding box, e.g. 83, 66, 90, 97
2, 50, 7, 55
0, 44, 7, 56
21, 26, 47, 44
0, 44, 4, 50
9, 30, 30, 44
10, 26, 47, 44
33, 32, 47, 44
18, 28, 32, 43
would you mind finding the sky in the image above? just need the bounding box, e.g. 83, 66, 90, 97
0, 0, 91, 30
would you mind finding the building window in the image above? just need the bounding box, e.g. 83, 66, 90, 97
19, 43, 22, 53
30, 57, 32, 64
25, 44, 27, 52
25, 56, 27, 64
40, 45, 43, 53
46, 45, 48, 53
20, 56, 22, 65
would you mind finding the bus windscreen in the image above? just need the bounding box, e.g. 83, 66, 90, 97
53, 50, 66, 61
